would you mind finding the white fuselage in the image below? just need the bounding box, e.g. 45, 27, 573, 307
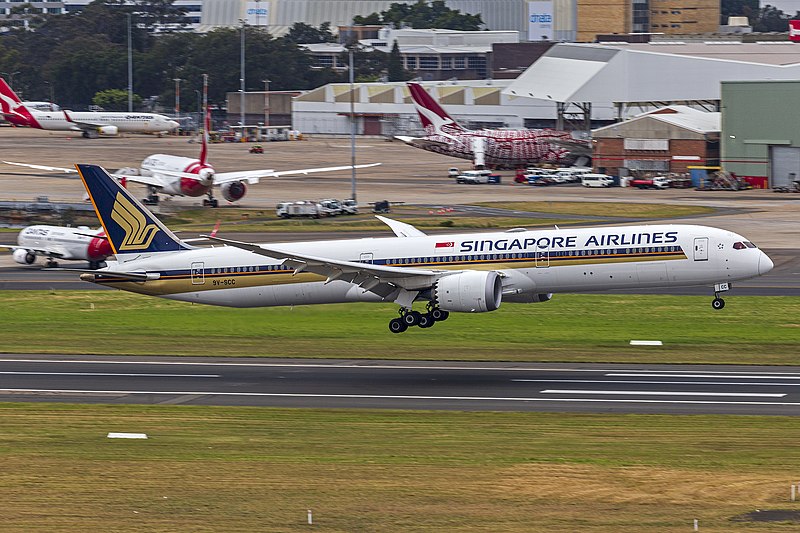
89, 224, 772, 309
16, 225, 108, 262
28, 110, 178, 134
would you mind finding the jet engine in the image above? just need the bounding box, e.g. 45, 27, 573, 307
221, 181, 247, 202
99, 125, 118, 136
12, 249, 36, 265
435, 271, 502, 313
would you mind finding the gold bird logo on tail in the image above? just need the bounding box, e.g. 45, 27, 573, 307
111, 192, 160, 250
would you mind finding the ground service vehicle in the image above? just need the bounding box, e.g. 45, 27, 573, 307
456, 170, 501, 184
581, 174, 614, 187
276, 201, 323, 218
631, 176, 670, 189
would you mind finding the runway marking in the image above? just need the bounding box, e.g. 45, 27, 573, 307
0, 372, 219, 378
0, 389, 797, 406
541, 389, 786, 398
513, 379, 800, 386
608, 373, 800, 379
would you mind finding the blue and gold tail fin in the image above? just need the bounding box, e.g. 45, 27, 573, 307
76, 164, 190, 257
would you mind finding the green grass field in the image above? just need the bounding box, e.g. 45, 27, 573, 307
1, 291, 798, 364
2, 404, 799, 532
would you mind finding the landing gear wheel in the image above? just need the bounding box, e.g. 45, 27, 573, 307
431, 309, 449, 322
711, 297, 725, 310
388, 318, 408, 334
45, 259, 58, 268
418, 313, 435, 328
403, 310, 422, 327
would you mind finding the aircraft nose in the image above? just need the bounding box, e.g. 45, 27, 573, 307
168, 120, 179, 130
758, 251, 774, 276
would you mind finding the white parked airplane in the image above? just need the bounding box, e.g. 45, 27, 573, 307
2, 225, 111, 269
3, 111, 380, 207
67, 163, 774, 333
0, 78, 179, 138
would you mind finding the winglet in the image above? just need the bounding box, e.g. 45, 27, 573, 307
63, 109, 75, 123
75, 164, 190, 257
375, 215, 427, 238
199, 109, 210, 165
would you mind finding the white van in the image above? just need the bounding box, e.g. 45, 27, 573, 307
581, 174, 614, 188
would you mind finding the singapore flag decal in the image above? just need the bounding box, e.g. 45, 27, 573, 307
435, 241, 454, 249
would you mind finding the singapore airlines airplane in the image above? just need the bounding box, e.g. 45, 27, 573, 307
2, 225, 111, 269
70, 164, 773, 333
0, 78, 178, 138
4, 111, 380, 207
396, 82, 591, 168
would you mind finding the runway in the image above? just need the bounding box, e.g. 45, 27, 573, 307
1, 356, 799, 415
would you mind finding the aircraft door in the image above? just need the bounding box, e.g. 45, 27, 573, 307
535, 246, 550, 268
693, 237, 708, 261
191, 261, 205, 285
359, 253, 374, 264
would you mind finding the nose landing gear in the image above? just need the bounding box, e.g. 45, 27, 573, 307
388, 304, 450, 333
711, 282, 730, 310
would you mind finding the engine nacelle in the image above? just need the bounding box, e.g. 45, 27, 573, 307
435, 271, 502, 313
99, 125, 118, 136
503, 292, 553, 304
13, 249, 36, 265
221, 181, 247, 202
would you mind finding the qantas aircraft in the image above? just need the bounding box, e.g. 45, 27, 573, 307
66, 163, 773, 333
396, 82, 590, 168
0, 78, 178, 138
2, 225, 111, 269
4, 111, 380, 207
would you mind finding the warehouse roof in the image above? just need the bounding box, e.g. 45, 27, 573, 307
593, 106, 721, 135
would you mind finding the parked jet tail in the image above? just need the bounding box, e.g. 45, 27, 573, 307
407, 83, 466, 137
75, 164, 190, 257
0, 78, 35, 127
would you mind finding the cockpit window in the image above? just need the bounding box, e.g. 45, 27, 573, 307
733, 242, 746, 250
744, 241, 757, 248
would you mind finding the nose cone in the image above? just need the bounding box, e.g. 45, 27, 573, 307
758, 251, 774, 276
167, 120, 180, 130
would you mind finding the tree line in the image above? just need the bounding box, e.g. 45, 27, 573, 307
0, 0, 482, 112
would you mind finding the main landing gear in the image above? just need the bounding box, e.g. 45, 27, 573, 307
711, 282, 730, 310
202, 190, 219, 208
388, 303, 450, 333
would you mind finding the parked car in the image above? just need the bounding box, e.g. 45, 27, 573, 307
456, 170, 501, 184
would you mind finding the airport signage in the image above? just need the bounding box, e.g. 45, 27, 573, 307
245, 1, 269, 26
528, 1, 554, 41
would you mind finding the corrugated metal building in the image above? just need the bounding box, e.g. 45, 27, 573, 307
292, 80, 559, 136
721, 80, 800, 190
592, 106, 720, 176
198, 0, 577, 41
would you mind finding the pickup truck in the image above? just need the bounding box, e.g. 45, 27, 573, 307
630, 176, 670, 189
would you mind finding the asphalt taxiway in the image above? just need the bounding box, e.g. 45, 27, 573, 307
1, 356, 799, 415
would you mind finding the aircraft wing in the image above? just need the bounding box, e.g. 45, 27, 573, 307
206, 235, 449, 301
212, 163, 382, 186
1, 244, 66, 258
120, 173, 172, 189
394, 136, 449, 149
3, 161, 76, 173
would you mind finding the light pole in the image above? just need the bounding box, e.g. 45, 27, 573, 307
173, 78, 182, 119
349, 47, 356, 202
127, 13, 133, 112
240, 19, 246, 141
262, 79, 270, 129
194, 89, 201, 117
43, 81, 54, 103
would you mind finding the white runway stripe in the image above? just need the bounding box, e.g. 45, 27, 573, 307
607, 373, 800, 380
513, 379, 800, 386
0, 372, 219, 378
541, 389, 785, 398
